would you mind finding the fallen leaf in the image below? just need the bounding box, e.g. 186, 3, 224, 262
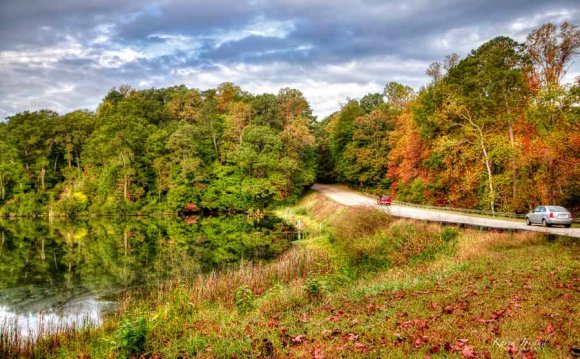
462, 346, 476, 358
291, 334, 305, 344
347, 333, 359, 341
354, 342, 366, 350
311, 346, 324, 359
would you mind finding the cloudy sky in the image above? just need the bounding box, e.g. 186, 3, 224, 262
1, 0, 578, 120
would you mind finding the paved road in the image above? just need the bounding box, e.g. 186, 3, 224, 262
311, 183, 580, 239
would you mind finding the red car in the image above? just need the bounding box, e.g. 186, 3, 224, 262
376, 195, 392, 206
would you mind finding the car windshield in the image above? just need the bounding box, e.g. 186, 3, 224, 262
548, 206, 568, 212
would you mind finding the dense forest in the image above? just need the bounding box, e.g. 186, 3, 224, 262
0, 22, 578, 216
0, 84, 317, 216
318, 22, 579, 214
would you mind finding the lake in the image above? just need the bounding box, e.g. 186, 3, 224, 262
0, 215, 292, 337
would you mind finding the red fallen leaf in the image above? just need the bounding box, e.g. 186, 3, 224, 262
400, 319, 428, 330
354, 342, 366, 350
324, 315, 340, 322
493, 308, 507, 320
521, 350, 536, 359
311, 346, 324, 359
533, 266, 541, 271
347, 333, 359, 341
280, 327, 288, 334
450, 343, 463, 352
424, 355, 432, 359
462, 346, 476, 358
506, 344, 518, 355
546, 323, 555, 335
430, 302, 439, 310
506, 280, 513, 287
429, 345, 441, 354
393, 291, 406, 299
414, 336, 429, 348
291, 334, 305, 344
267, 321, 279, 328
449, 339, 469, 352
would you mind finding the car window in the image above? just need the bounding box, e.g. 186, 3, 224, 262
533, 206, 540, 213
548, 206, 567, 212
540, 207, 546, 212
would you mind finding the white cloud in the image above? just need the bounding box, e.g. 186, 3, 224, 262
167, 57, 430, 119
213, 16, 296, 47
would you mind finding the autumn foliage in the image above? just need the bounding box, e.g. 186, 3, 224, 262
318, 22, 580, 214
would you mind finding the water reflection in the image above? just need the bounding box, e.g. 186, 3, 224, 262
0, 215, 291, 337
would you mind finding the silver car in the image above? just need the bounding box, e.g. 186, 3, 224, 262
525, 206, 573, 228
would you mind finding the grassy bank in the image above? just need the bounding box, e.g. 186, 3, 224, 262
2, 192, 578, 358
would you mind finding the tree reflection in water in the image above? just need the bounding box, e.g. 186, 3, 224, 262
0, 215, 291, 336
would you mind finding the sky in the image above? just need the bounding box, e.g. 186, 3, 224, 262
0, 0, 579, 120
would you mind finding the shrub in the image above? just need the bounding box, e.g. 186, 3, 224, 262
295, 207, 308, 215
113, 317, 148, 358
303, 276, 325, 297
441, 226, 459, 242
331, 206, 393, 243
234, 286, 255, 313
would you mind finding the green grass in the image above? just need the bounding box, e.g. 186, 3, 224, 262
3, 192, 578, 358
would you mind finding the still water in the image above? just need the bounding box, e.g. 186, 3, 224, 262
0, 215, 291, 337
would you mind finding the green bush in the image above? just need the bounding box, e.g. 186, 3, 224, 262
113, 317, 148, 358
441, 226, 459, 242
303, 276, 325, 297
234, 286, 255, 313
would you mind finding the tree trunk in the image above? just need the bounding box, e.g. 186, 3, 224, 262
0, 175, 5, 200
505, 93, 517, 203
480, 136, 496, 214
462, 108, 496, 214
40, 167, 46, 191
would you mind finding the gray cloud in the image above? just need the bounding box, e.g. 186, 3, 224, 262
0, 0, 579, 120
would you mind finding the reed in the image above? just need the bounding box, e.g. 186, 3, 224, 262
0, 314, 96, 358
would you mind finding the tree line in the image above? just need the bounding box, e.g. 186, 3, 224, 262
0, 84, 317, 216
0, 22, 578, 216
318, 22, 579, 214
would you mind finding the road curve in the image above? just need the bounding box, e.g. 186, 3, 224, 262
311, 183, 580, 239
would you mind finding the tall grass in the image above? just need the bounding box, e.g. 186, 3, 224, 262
329, 206, 458, 270
128, 247, 331, 310
0, 315, 96, 358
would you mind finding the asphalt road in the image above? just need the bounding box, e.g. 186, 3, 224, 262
311, 183, 580, 239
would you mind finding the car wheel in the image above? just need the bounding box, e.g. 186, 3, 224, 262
542, 219, 550, 227
564, 224, 571, 228
525, 217, 531, 226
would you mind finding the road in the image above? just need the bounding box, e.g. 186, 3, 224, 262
311, 183, 580, 239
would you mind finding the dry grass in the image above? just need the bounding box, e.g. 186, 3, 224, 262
456, 229, 544, 261
0, 316, 95, 358
117, 247, 331, 314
